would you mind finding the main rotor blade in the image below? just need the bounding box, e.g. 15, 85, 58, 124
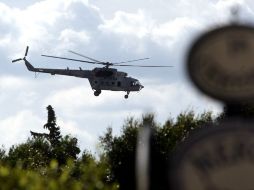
113, 57, 150, 64
68, 50, 102, 63
114, 64, 173, 68
25, 46, 29, 57
12, 58, 23, 63
41, 55, 100, 64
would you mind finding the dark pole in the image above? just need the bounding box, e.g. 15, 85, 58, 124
224, 103, 254, 119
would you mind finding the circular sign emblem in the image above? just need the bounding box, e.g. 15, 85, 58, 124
170, 120, 254, 190
187, 25, 254, 103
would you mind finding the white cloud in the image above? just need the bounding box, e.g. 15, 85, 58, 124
98, 9, 203, 55
0, 75, 29, 89
43, 85, 104, 111
0, 110, 43, 148
57, 119, 97, 150
151, 17, 202, 48
57, 29, 91, 51
0, 0, 100, 57
97, 0, 253, 50
99, 10, 152, 39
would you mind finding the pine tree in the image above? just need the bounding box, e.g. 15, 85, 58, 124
31, 105, 62, 147
43, 105, 62, 147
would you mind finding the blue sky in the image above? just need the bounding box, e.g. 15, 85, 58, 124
1, 0, 252, 153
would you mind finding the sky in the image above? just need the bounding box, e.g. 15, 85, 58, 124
0, 0, 253, 153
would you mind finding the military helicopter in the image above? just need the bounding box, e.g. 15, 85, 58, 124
12, 47, 172, 99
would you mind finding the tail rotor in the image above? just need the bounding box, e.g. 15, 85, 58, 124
12, 58, 23, 63
25, 46, 29, 57
12, 46, 29, 63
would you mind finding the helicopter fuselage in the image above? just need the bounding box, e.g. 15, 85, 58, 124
89, 68, 143, 92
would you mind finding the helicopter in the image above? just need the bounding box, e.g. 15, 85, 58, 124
12, 46, 172, 99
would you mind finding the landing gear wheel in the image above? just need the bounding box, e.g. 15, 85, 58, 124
94, 90, 101, 96
124, 92, 130, 99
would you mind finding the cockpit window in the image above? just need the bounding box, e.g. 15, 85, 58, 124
131, 81, 141, 86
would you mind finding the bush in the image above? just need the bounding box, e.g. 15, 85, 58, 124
0, 159, 118, 190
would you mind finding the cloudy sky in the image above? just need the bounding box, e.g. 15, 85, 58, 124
0, 0, 253, 153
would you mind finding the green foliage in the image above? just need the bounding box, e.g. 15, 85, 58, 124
44, 105, 62, 146
31, 105, 61, 147
0, 104, 219, 190
0, 147, 6, 164
100, 116, 140, 186
7, 135, 81, 169
0, 159, 118, 190
100, 111, 215, 190
80, 150, 95, 164
53, 135, 81, 165
8, 138, 51, 169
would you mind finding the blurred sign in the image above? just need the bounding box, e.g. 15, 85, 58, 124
171, 120, 254, 190
168, 15, 254, 189
187, 25, 254, 103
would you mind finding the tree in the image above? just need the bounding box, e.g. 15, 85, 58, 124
100, 116, 139, 189
0, 147, 6, 164
30, 105, 80, 165
31, 105, 61, 147
100, 111, 214, 190
7, 138, 51, 169
53, 135, 80, 165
